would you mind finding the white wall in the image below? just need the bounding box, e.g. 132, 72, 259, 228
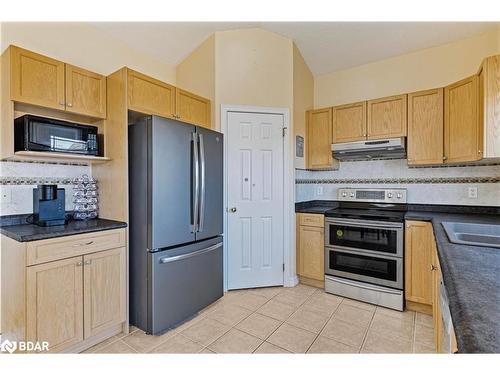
314, 27, 500, 108
0, 22, 176, 84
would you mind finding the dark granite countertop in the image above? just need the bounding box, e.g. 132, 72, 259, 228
295, 200, 500, 353
0, 215, 127, 242
405, 210, 500, 353
295, 200, 339, 214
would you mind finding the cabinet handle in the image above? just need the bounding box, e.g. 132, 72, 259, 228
67, 103, 73, 107
73, 241, 94, 247
84, 260, 92, 265
442, 156, 447, 161
76, 261, 83, 267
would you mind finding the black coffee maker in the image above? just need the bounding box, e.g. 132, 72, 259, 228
33, 184, 66, 226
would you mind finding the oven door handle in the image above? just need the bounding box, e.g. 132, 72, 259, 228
326, 218, 403, 229
327, 246, 403, 261
328, 276, 402, 295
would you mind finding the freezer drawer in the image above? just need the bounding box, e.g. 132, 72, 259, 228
148, 237, 223, 334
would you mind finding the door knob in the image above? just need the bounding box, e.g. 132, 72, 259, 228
228, 207, 237, 213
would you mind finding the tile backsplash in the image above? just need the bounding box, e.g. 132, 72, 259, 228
0, 160, 92, 215
296, 159, 500, 206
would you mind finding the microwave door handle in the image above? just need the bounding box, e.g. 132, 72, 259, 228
191, 132, 199, 233
198, 133, 206, 233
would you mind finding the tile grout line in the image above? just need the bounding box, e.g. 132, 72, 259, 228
304, 296, 344, 353
359, 305, 378, 353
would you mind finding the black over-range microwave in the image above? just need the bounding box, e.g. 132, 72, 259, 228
14, 115, 99, 156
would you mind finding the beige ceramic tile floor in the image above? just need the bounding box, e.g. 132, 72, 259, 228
85, 284, 436, 354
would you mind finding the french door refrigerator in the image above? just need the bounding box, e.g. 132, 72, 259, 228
129, 115, 223, 335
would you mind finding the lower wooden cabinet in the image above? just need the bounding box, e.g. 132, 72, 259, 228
431, 240, 443, 353
26, 256, 84, 352
83, 247, 127, 339
296, 213, 324, 286
405, 220, 433, 306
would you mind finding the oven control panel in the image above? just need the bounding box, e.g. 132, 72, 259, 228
337, 188, 407, 203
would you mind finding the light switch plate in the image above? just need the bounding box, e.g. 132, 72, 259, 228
0, 187, 12, 204
468, 186, 478, 199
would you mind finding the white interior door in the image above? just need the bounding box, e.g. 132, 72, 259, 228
227, 111, 284, 289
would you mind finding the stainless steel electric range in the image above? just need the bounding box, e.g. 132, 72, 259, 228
324, 188, 407, 311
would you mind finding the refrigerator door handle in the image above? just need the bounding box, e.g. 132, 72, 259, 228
158, 242, 222, 264
191, 132, 199, 233
198, 133, 206, 232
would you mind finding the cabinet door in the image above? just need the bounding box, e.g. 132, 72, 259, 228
444, 75, 481, 163
26, 256, 84, 352
432, 241, 442, 353
307, 108, 333, 169
127, 69, 175, 118
407, 88, 444, 165
405, 221, 433, 305
83, 247, 126, 339
65, 64, 106, 118
176, 88, 211, 128
10, 46, 65, 110
367, 94, 407, 139
332, 101, 367, 143
298, 225, 324, 281
480, 55, 500, 158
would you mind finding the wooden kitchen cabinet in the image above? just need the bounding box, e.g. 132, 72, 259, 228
478, 55, 500, 159
65, 64, 106, 118
307, 108, 336, 169
1, 228, 127, 353
296, 213, 324, 287
26, 256, 84, 352
367, 94, 407, 139
176, 88, 211, 128
431, 240, 443, 353
444, 75, 482, 163
405, 220, 433, 307
127, 68, 176, 118
83, 247, 127, 339
332, 101, 367, 143
9, 46, 65, 111
407, 88, 444, 165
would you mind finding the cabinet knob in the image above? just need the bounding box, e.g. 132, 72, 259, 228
431, 264, 437, 271
59, 101, 65, 106
76, 261, 83, 267
67, 103, 73, 107
84, 260, 92, 265
478, 150, 482, 154
442, 156, 448, 161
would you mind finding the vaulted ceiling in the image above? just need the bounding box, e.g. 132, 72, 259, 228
91, 22, 498, 76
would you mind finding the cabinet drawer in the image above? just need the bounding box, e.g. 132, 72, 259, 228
26, 228, 126, 266
299, 213, 324, 228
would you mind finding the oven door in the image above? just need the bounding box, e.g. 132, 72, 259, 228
325, 246, 403, 289
325, 218, 403, 257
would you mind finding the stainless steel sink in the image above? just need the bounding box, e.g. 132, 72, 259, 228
442, 222, 500, 248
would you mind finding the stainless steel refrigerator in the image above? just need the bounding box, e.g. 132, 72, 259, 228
128, 115, 223, 335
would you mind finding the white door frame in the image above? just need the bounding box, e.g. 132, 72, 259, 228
221, 104, 298, 292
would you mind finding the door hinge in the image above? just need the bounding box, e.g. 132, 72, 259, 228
283, 263, 285, 272
282, 127, 287, 137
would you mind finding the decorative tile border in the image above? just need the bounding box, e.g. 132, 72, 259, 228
297, 161, 500, 172
1, 177, 81, 185
296, 176, 500, 184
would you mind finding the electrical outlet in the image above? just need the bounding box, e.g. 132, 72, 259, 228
468, 186, 478, 199
316, 186, 324, 196
0, 187, 12, 204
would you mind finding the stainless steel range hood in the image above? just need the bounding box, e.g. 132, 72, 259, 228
332, 137, 406, 161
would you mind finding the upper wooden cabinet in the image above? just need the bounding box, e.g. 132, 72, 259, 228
444, 75, 481, 163
65, 64, 106, 118
478, 55, 500, 159
407, 88, 444, 165
405, 220, 433, 306
10, 46, 65, 111
176, 88, 211, 128
307, 108, 335, 169
367, 94, 407, 139
7, 46, 106, 119
332, 101, 367, 143
127, 69, 176, 118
